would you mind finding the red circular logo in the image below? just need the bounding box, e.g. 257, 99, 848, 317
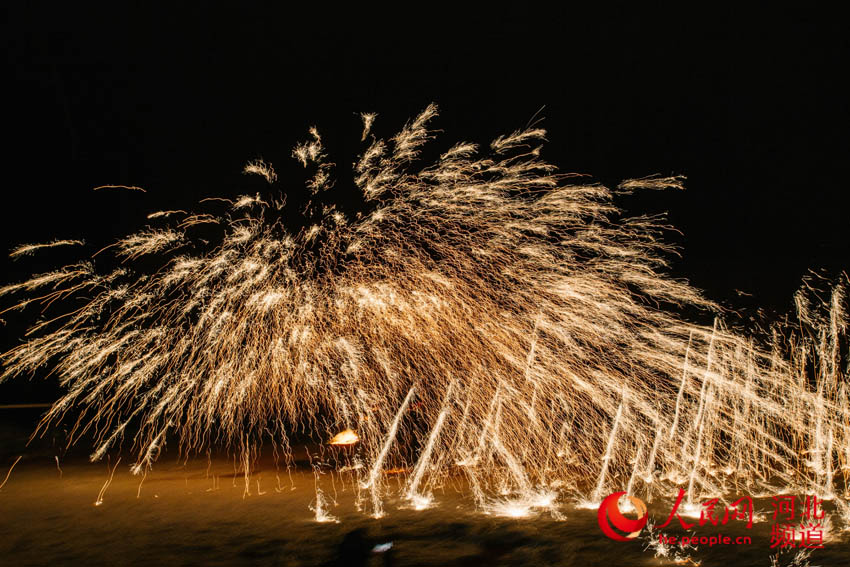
597, 492, 648, 541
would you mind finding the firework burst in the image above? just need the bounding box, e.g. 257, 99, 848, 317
1, 105, 847, 518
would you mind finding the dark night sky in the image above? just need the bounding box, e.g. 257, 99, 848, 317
1, 5, 847, 402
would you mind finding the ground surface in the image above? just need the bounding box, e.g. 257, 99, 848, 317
1, 411, 848, 566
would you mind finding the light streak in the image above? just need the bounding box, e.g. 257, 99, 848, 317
94, 457, 120, 506
0, 456, 23, 491
92, 185, 145, 192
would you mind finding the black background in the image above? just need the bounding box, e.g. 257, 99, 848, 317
1, 5, 847, 404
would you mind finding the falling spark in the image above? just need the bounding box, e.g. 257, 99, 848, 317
363, 387, 415, 518
93, 185, 146, 192
243, 159, 277, 184
147, 210, 186, 220
405, 386, 452, 508
361, 112, 377, 141
310, 488, 338, 523
9, 240, 84, 259
95, 457, 121, 506
136, 469, 147, 498
0, 456, 23, 491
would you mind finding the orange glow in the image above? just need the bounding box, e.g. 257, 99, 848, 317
329, 429, 359, 446
383, 467, 409, 475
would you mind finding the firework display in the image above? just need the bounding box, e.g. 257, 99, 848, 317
0, 105, 847, 524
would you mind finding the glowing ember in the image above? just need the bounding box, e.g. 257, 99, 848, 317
329, 429, 359, 446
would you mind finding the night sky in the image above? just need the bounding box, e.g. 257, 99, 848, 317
2, 6, 847, 403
